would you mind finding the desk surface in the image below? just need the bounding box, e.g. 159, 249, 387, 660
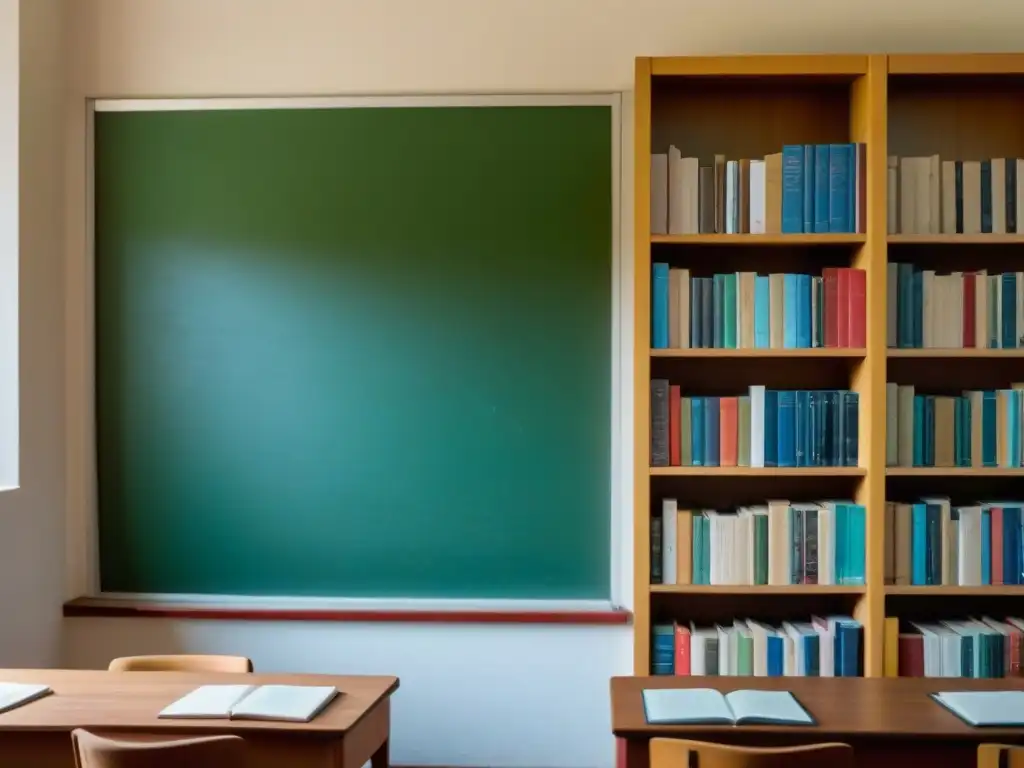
611, 675, 1024, 740
0, 669, 398, 734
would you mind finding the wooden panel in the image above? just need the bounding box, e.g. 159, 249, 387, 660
888, 75, 1024, 159
889, 54, 1024, 75
633, 56, 654, 676
651, 78, 852, 162
652, 56, 868, 78
650, 473, 864, 510
62, 598, 631, 625
848, 56, 888, 677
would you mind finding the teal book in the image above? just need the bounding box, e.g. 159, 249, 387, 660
931, 691, 1024, 727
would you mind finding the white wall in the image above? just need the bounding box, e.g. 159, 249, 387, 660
51, 1, 1024, 767
0, 0, 66, 667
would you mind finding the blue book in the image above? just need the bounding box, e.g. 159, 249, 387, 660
796, 274, 812, 348
813, 145, 830, 232
764, 389, 779, 468
777, 390, 797, 467
783, 274, 800, 348
1002, 273, 1017, 349
911, 503, 928, 585
802, 145, 815, 234
754, 275, 770, 348
704, 397, 720, 467
983, 392, 998, 466
781, 146, 804, 233
794, 390, 809, 467
828, 144, 853, 233
652, 263, 669, 349
691, 397, 705, 467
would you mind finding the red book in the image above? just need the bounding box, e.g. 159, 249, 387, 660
836, 268, 851, 347
669, 385, 681, 466
822, 267, 840, 347
848, 268, 866, 349
718, 397, 738, 467
898, 633, 924, 677
674, 623, 691, 676
963, 272, 976, 347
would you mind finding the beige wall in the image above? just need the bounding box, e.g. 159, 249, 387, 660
0, 0, 66, 667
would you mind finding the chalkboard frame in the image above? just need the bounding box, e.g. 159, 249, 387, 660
66, 93, 628, 618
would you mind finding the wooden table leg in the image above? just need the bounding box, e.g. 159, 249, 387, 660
370, 738, 389, 768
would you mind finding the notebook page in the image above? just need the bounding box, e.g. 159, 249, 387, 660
726, 690, 814, 725
158, 685, 256, 719
230, 685, 338, 722
933, 691, 1024, 726
0, 683, 52, 714
641, 688, 733, 725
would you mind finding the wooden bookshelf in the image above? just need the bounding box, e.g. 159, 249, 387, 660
635, 52, 1024, 681
633, 54, 887, 678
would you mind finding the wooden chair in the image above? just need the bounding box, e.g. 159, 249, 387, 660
650, 737, 855, 768
71, 729, 248, 768
979, 744, 1024, 768
107, 654, 254, 673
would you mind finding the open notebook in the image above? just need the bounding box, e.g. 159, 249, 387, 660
931, 691, 1024, 727
159, 685, 339, 723
642, 688, 815, 726
0, 683, 52, 715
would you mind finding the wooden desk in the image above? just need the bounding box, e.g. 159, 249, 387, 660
0, 669, 398, 768
612, 676, 1024, 768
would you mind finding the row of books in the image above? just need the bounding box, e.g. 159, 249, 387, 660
650, 383, 860, 468
889, 155, 1024, 235
652, 265, 867, 350
890, 615, 1024, 678
649, 144, 866, 235
885, 384, 1024, 468
652, 615, 863, 677
883, 499, 1024, 587
653, 498, 867, 587
887, 263, 1024, 349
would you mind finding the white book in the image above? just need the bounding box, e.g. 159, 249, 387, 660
642, 688, 813, 726
932, 691, 1024, 727
160, 684, 338, 723
748, 385, 765, 468
0, 683, 52, 714
229, 685, 338, 723
667, 146, 685, 235
749, 160, 766, 233
661, 499, 678, 585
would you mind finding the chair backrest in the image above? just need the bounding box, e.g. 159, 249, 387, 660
979, 744, 1024, 768
650, 737, 855, 768
107, 654, 254, 673
71, 729, 247, 768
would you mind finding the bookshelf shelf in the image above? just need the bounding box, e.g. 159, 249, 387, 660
886, 467, 1024, 477
888, 234, 1024, 244
887, 349, 1024, 359
651, 466, 866, 477
652, 348, 866, 359
651, 584, 865, 595
885, 586, 1024, 596
651, 234, 866, 246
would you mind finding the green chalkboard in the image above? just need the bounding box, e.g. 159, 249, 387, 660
94, 103, 612, 599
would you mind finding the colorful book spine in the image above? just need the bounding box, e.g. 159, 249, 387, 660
652, 499, 866, 587
651, 266, 866, 350
651, 615, 863, 677
885, 383, 1024, 467
650, 384, 859, 468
